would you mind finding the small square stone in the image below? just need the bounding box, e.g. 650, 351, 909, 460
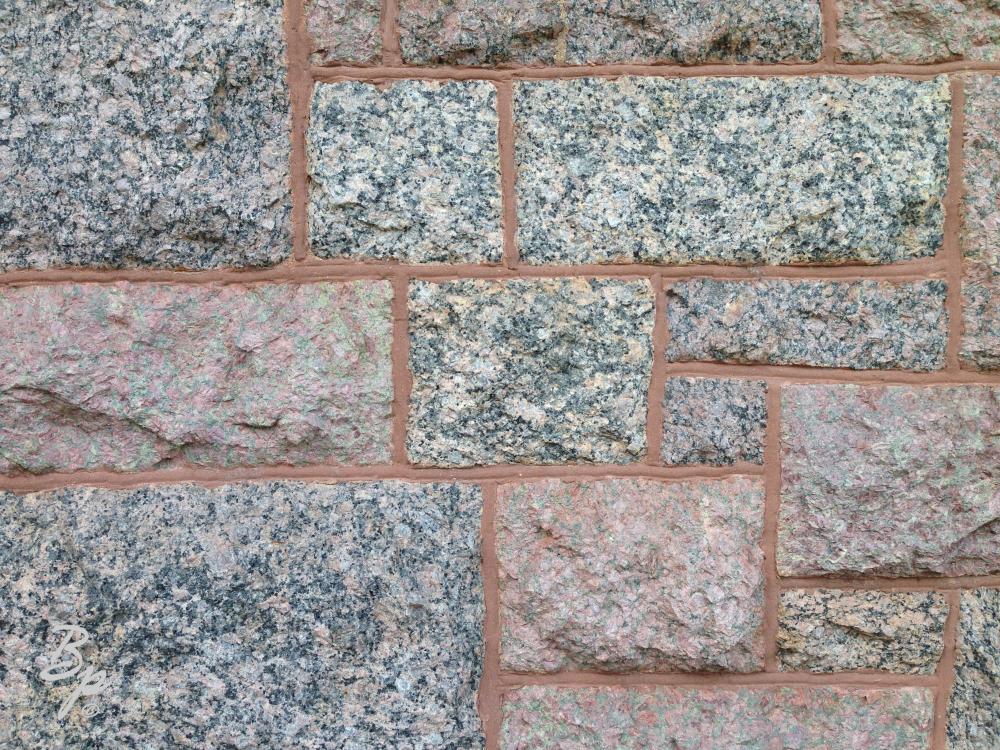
662, 378, 767, 465
306, 0, 382, 64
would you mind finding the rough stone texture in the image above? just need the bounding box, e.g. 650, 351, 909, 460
0, 283, 393, 475
306, 0, 382, 64
665, 279, 949, 371
398, 0, 822, 65
501, 686, 934, 749
0, 481, 483, 748
948, 588, 1000, 749
778, 385, 1000, 577
962, 75, 1000, 370
0, 0, 291, 270
838, 0, 1000, 63
408, 279, 654, 466
661, 378, 767, 466
308, 81, 502, 264
515, 76, 950, 266
497, 477, 765, 673
778, 590, 948, 674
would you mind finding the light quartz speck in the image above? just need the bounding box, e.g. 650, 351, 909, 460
661, 378, 766, 465
948, 588, 1000, 749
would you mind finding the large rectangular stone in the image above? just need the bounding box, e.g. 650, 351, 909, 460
497, 477, 765, 673
399, 0, 821, 65
407, 278, 653, 466
948, 588, 1000, 749
501, 686, 933, 748
306, 0, 382, 64
0, 283, 393, 474
515, 76, 950, 266
0, 0, 291, 270
665, 279, 948, 371
778, 385, 1000, 577
0, 481, 483, 748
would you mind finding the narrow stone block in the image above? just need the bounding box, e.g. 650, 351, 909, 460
501, 686, 934, 748
515, 76, 950, 266
778, 590, 948, 674
308, 81, 502, 263
0, 0, 291, 269
661, 378, 767, 465
407, 278, 654, 466
497, 477, 765, 673
665, 279, 948, 371
778, 385, 1000, 577
398, 0, 821, 65
306, 0, 382, 64
948, 588, 1000, 749
0, 482, 483, 748
0, 283, 393, 474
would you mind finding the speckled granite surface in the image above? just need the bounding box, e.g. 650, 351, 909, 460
665, 279, 949, 371
407, 279, 654, 466
306, 0, 382, 64
398, 0, 821, 65
948, 588, 1000, 749
0, 0, 291, 270
0, 283, 393, 474
662, 378, 767, 465
308, 81, 502, 264
497, 478, 765, 673
0, 481, 483, 748
778, 590, 948, 674
501, 686, 934, 748
778, 385, 1000, 577
838, 0, 1000, 63
962, 75, 1000, 370
515, 76, 950, 266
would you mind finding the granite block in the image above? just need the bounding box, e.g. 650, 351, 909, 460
306, 0, 382, 64
948, 588, 1000, 749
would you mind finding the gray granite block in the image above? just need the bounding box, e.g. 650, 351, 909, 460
306, 0, 382, 64
0, 0, 291, 270
308, 80, 502, 264
407, 278, 654, 466
515, 76, 950, 266
0, 482, 483, 748
948, 588, 1000, 749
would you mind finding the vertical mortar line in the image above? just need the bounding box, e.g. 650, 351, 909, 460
496, 80, 519, 269
391, 270, 412, 465
944, 76, 967, 372
645, 274, 668, 465
762, 382, 782, 672
382, 0, 402, 66
481, 482, 503, 750
932, 589, 961, 750
819, 0, 839, 65
285, 0, 312, 263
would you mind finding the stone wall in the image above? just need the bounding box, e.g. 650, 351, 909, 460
1, 1, 998, 748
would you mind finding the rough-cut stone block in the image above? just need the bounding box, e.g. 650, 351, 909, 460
0, 1, 290, 270
497, 477, 765, 673
665, 279, 948, 371
948, 588, 1000, 749
501, 686, 934, 748
398, 0, 821, 65
838, 0, 1000, 63
408, 279, 653, 466
0, 482, 483, 748
778, 385, 1000, 577
307, 0, 382, 64
515, 76, 950, 266
778, 590, 948, 674
0, 283, 393, 474
662, 378, 767, 465
308, 81, 502, 264
962, 75, 1000, 370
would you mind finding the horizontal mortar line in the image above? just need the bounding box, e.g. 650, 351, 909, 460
779, 575, 1000, 591
662, 362, 1000, 385
497, 671, 938, 689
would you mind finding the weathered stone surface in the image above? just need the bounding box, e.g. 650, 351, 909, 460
838, 0, 1000, 63
0, 0, 291, 270
778, 590, 948, 674
948, 588, 1000, 749
408, 279, 653, 466
0, 481, 483, 748
497, 477, 765, 673
665, 279, 948, 371
662, 378, 767, 465
501, 686, 934, 748
962, 75, 1000, 370
398, 0, 822, 65
515, 76, 950, 266
0, 283, 393, 474
308, 81, 502, 264
778, 385, 1000, 577
307, 0, 382, 64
